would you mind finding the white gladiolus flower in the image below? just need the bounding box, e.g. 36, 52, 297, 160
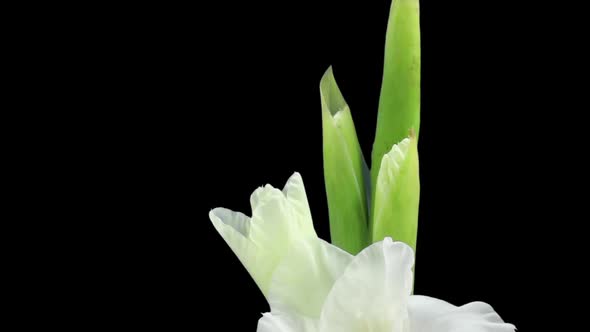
210, 172, 515, 331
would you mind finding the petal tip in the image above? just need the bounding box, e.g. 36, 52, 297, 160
208, 208, 222, 223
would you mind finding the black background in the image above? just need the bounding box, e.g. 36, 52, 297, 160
106, 0, 557, 329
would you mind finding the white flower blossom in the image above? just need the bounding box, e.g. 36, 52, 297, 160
210, 172, 515, 331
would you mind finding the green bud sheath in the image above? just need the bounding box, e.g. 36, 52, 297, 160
371, 131, 419, 253
320, 67, 369, 255
371, 0, 421, 195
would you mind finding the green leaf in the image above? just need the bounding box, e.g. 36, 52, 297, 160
371, 132, 420, 253
371, 0, 421, 198
320, 67, 369, 255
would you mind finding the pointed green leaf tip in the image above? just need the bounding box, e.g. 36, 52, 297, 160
320, 67, 369, 255
371, 130, 420, 253
371, 0, 421, 195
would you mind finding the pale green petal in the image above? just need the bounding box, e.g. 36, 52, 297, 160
210, 208, 251, 237
371, 135, 420, 253
408, 295, 516, 332
209, 172, 316, 296
319, 238, 414, 332
371, 0, 421, 193
257, 312, 318, 332
320, 66, 369, 255
209, 208, 264, 281
282, 171, 316, 236
268, 239, 353, 318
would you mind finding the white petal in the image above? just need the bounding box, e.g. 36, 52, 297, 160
209, 172, 317, 296
282, 172, 316, 236
209, 208, 257, 269
319, 238, 414, 332
408, 295, 516, 332
268, 239, 353, 318
210, 208, 251, 236
209, 208, 270, 288
257, 312, 318, 332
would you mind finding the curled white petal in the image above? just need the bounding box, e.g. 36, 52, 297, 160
408, 295, 516, 332
319, 238, 414, 332
209, 208, 266, 285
